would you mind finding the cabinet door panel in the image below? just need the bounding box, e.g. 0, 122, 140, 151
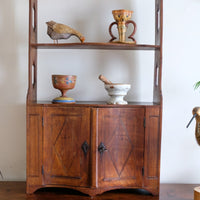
43, 107, 90, 187
97, 108, 144, 188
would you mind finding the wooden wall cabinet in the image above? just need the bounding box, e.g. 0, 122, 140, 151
27, 0, 163, 196
27, 106, 161, 196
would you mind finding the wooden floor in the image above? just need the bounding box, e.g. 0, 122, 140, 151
0, 182, 198, 200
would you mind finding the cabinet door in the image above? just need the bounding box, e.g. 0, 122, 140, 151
97, 108, 145, 188
43, 107, 90, 187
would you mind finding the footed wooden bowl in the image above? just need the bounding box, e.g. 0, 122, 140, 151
52, 75, 77, 103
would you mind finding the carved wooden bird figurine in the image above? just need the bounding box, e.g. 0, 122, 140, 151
46, 21, 85, 43
187, 107, 200, 145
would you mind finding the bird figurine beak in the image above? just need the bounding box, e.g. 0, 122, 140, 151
79, 36, 85, 43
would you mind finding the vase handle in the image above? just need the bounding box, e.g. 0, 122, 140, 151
126, 20, 137, 43
109, 22, 118, 42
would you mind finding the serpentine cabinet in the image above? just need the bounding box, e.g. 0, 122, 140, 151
26, 0, 163, 196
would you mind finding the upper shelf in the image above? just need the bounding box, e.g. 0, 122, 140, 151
30, 42, 160, 51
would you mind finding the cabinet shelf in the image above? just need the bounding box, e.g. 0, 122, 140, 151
28, 101, 160, 107
31, 42, 160, 51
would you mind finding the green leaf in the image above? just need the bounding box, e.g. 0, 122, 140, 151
194, 81, 200, 90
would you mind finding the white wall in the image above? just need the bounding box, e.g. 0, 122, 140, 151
161, 0, 200, 183
0, 0, 28, 180
0, 0, 200, 183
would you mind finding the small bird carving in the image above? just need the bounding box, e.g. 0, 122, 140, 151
187, 107, 200, 145
46, 21, 85, 43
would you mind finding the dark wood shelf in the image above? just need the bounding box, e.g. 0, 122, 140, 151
31, 42, 160, 51
28, 101, 161, 107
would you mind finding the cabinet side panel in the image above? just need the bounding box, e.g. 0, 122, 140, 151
27, 0, 38, 103
146, 116, 159, 178
26, 106, 43, 194
27, 114, 40, 177
153, 0, 163, 104
144, 107, 161, 194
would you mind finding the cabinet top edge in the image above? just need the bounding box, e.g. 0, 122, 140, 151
27, 101, 161, 107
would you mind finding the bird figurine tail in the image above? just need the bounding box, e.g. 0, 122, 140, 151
46, 21, 85, 43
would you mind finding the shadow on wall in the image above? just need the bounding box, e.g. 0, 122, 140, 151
0, 0, 28, 180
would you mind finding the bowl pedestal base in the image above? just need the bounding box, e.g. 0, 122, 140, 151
52, 96, 75, 104
107, 95, 128, 105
